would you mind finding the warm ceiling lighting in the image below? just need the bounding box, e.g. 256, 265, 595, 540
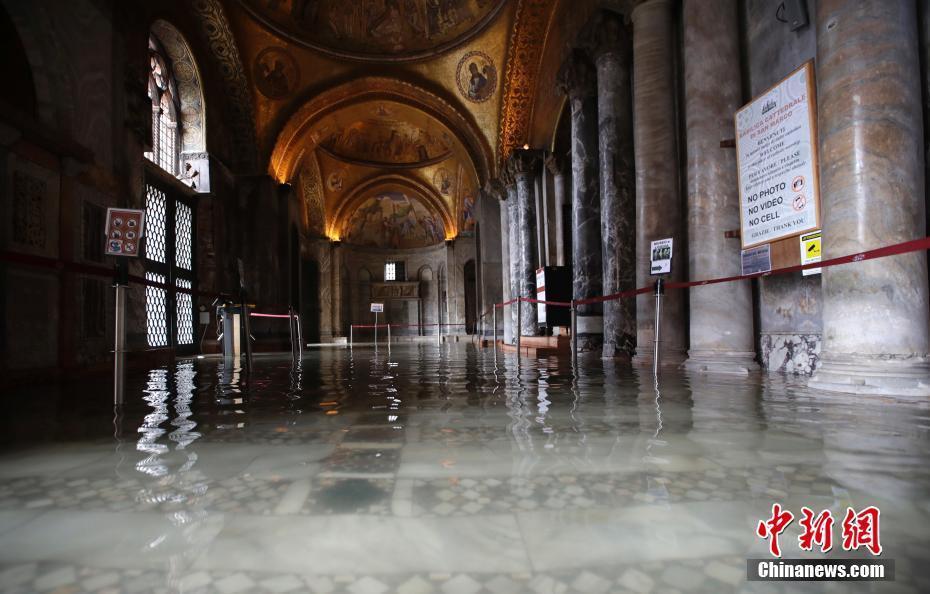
523, 144, 529, 149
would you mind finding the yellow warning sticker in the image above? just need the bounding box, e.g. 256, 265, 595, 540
800, 230, 821, 275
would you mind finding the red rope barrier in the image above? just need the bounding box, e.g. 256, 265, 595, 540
249, 312, 294, 319
491, 236, 930, 309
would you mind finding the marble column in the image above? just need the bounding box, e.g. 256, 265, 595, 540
681, 0, 757, 374
809, 0, 930, 396
331, 241, 342, 337
631, 0, 687, 366
590, 11, 637, 360
508, 149, 542, 337
557, 49, 603, 352
544, 153, 569, 267
503, 169, 521, 344
491, 180, 513, 345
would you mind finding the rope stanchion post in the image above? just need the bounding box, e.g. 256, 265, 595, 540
516, 298, 522, 357
113, 261, 128, 407
387, 322, 391, 351
570, 300, 578, 371
374, 311, 379, 352
350, 324, 353, 349
653, 278, 664, 377
493, 306, 498, 358
287, 306, 297, 363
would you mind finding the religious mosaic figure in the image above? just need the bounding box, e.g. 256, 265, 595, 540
456, 51, 496, 103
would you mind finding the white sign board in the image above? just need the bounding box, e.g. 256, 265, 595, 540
736, 61, 820, 248
741, 244, 772, 276
650, 238, 673, 275
370, 303, 384, 313
799, 230, 822, 276
536, 268, 546, 324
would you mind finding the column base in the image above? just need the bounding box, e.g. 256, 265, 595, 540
809, 353, 930, 398
684, 349, 759, 376
575, 315, 603, 352
632, 346, 687, 367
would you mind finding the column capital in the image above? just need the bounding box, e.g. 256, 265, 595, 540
544, 151, 568, 177
557, 49, 597, 99
586, 10, 631, 64
505, 148, 541, 182
484, 178, 507, 201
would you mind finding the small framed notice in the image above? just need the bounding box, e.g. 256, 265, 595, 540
104, 208, 145, 257
799, 230, 822, 276
650, 238, 673, 275
741, 244, 772, 276
370, 303, 384, 313
736, 61, 820, 249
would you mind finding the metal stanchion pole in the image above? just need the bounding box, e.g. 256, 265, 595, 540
350, 325, 354, 349
374, 311, 378, 352
516, 299, 522, 356
387, 323, 391, 351
113, 281, 126, 406
653, 278, 664, 377
571, 301, 578, 371
492, 306, 497, 358
296, 313, 303, 359
288, 306, 297, 363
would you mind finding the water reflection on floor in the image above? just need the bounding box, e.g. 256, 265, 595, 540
1, 344, 929, 593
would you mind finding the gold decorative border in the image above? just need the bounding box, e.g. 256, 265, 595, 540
497, 0, 557, 167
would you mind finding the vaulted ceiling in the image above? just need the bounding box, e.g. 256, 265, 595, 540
223, 0, 589, 246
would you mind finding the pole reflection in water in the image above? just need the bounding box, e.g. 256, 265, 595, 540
135, 363, 218, 590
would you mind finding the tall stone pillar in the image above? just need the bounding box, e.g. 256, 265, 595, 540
681, 0, 757, 374
545, 153, 569, 267
557, 49, 603, 351
631, 0, 687, 366
591, 11, 637, 359
503, 170, 521, 344
508, 149, 541, 337
492, 180, 513, 345
810, 0, 930, 396
331, 241, 342, 337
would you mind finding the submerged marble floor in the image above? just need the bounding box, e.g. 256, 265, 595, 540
0, 345, 929, 593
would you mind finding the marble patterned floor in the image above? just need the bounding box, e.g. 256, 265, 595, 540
0, 345, 928, 593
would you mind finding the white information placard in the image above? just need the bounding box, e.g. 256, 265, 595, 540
535, 268, 546, 324
736, 61, 820, 248
370, 303, 384, 313
650, 238, 673, 275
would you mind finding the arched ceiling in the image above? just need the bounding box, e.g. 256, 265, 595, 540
220, 0, 584, 245
235, 0, 508, 62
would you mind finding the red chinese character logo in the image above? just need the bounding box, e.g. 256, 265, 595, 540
798, 507, 834, 553
842, 506, 882, 555
757, 503, 794, 557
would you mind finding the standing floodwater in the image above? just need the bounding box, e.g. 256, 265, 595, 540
0, 344, 928, 593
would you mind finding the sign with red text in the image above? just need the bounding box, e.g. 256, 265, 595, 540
104, 208, 145, 257
736, 61, 820, 248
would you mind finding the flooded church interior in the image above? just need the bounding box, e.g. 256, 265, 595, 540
2, 0, 930, 592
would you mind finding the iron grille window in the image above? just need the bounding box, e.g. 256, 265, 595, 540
144, 177, 196, 352
384, 261, 405, 281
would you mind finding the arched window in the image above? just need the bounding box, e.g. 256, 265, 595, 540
142, 21, 206, 351
145, 35, 180, 174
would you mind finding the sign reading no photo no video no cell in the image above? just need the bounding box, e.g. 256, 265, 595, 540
736, 61, 820, 249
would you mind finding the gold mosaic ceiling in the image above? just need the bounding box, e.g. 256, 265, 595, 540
225, 0, 587, 244
236, 0, 508, 62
